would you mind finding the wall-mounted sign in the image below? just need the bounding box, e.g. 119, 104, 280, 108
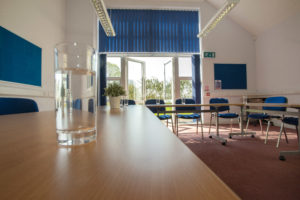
215, 80, 222, 90
204, 52, 216, 58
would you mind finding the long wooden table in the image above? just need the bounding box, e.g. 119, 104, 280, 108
0, 106, 239, 200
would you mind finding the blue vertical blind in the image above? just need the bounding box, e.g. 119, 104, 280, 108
99, 9, 199, 53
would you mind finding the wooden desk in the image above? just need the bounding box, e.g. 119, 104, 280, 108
0, 106, 239, 200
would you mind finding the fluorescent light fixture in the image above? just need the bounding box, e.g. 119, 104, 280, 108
91, 0, 116, 37
198, 0, 239, 38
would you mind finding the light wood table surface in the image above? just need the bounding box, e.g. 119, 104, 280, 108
0, 106, 239, 200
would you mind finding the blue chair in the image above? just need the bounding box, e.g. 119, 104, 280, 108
120, 99, 136, 105
145, 99, 173, 130
277, 117, 298, 148
246, 96, 287, 144
73, 99, 82, 110
0, 97, 39, 115
175, 98, 203, 137
209, 98, 239, 137
88, 99, 95, 113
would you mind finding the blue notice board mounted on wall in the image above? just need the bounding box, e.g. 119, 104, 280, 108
214, 63, 247, 89
0, 26, 42, 86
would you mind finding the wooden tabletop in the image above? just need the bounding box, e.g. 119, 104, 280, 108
0, 106, 239, 200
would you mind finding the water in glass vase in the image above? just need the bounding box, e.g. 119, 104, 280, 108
55, 68, 97, 145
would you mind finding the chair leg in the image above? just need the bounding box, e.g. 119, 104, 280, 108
296, 125, 299, 141
246, 118, 250, 131
208, 114, 213, 134
265, 121, 271, 144
259, 119, 264, 135
200, 117, 204, 139
176, 117, 179, 136
238, 117, 241, 130
230, 119, 233, 133
277, 123, 284, 148
196, 119, 199, 135
171, 117, 174, 133
283, 126, 289, 144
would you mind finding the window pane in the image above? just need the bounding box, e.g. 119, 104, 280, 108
164, 61, 173, 103
180, 80, 192, 98
107, 57, 121, 77
107, 80, 120, 85
128, 61, 143, 102
179, 57, 192, 77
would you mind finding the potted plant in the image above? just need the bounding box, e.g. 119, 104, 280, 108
104, 83, 126, 109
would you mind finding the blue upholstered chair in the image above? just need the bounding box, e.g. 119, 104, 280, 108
145, 99, 173, 130
73, 99, 82, 110
175, 98, 203, 137
0, 97, 39, 115
277, 117, 298, 148
246, 96, 287, 144
209, 98, 239, 137
120, 99, 136, 105
88, 99, 95, 113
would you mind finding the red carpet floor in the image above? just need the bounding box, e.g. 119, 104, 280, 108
172, 123, 300, 200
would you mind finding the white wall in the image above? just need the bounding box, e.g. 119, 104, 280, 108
255, 12, 300, 104
65, 0, 98, 49
0, 0, 67, 111
200, 2, 256, 123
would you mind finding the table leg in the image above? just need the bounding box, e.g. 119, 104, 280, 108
209, 111, 227, 145
228, 105, 256, 138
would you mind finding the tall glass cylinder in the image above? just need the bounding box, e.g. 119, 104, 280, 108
54, 42, 97, 146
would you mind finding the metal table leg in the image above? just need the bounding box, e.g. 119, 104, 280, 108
209, 111, 227, 145
229, 105, 256, 138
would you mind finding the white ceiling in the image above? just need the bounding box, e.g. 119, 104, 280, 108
206, 0, 300, 36
105, 0, 300, 36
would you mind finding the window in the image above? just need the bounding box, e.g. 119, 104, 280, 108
107, 57, 121, 83
178, 57, 192, 98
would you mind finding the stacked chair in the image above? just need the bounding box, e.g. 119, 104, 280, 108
175, 98, 203, 138
145, 99, 173, 131
209, 98, 240, 138
246, 96, 288, 146
277, 117, 298, 148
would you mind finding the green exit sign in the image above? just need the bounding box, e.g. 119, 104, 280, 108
204, 52, 216, 58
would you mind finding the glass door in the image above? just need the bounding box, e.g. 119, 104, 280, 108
127, 58, 145, 104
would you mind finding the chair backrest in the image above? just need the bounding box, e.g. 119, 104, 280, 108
73, 99, 82, 110
120, 99, 136, 105
0, 97, 39, 115
209, 98, 230, 112
263, 96, 287, 111
128, 100, 136, 105
145, 99, 165, 113
175, 98, 196, 111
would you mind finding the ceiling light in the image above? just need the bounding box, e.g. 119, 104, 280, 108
198, 0, 239, 38
91, 0, 116, 37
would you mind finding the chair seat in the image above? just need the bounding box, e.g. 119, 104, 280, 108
158, 115, 171, 120
283, 117, 298, 126
177, 114, 200, 119
248, 113, 269, 119
218, 113, 239, 118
